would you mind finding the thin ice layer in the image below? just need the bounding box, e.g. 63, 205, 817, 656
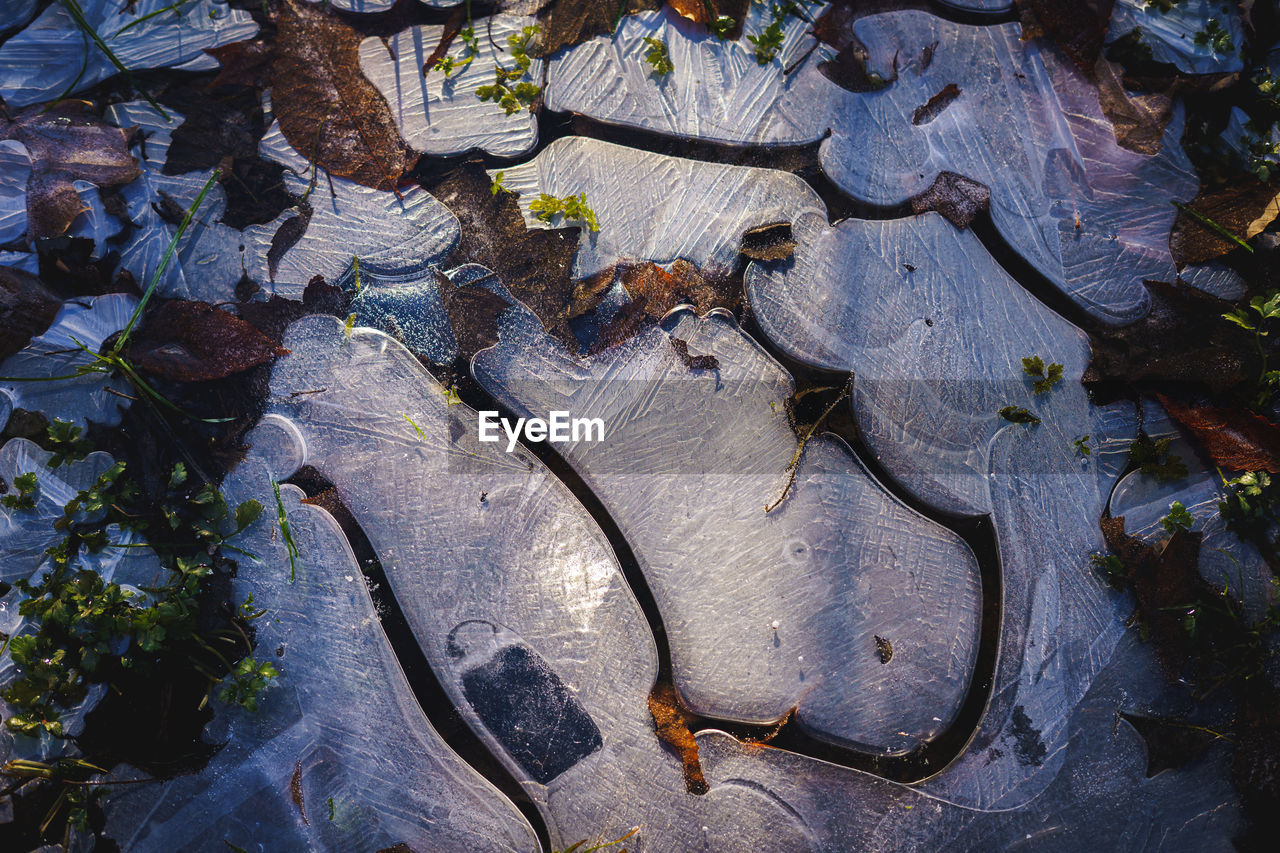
1107, 0, 1245, 75
545, 6, 829, 146
258, 316, 819, 851
0, 293, 137, 429
496, 137, 825, 279
360, 15, 541, 158
0, 0, 257, 107
746, 209, 1139, 807
473, 299, 981, 754
819, 12, 1197, 325
103, 448, 539, 853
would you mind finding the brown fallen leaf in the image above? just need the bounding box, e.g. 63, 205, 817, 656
537, 0, 662, 57
425, 164, 580, 348
910, 171, 990, 229
1084, 280, 1250, 399
0, 102, 140, 241
127, 300, 289, 382
437, 269, 511, 360
1156, 394, 1280, 474
209, 0, 414, 193
291, 760, 309, 826
1170, 180, 1280, 266
0, 265, 61, 362
667, 0, 748, 28
648, 681, 709, 795
1092, 56, 1172, 156
1016, 0, 1116, 73
266, 201, 314, 282
1100, 516, 1208, 680
669, 337, 719, 371
594, 260, 739, 352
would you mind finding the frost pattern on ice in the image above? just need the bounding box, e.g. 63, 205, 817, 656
472, 298, 981, 754
0, 293, 137, 429
746, 209, 1141, 807
0, 0, 258, 108
360, 15, 541, 158
545, 7, 829, 146
820, 12, 1198, 325
103, 447, 539, 853
255, 316, 761, 850
1107, 0, 1245, 75
497, 137, 825, 279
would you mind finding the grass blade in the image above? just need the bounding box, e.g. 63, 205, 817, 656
58, 0, 168, 118
1172, 200, 1255, 254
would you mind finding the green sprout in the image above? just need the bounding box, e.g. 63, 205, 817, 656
2, 472, 39, 511
1091, 553, 1128, 592
1161, 500, 1195, 534
1072, 434, 1092, 457
530, 192, 600, 231
403, 413, 427, 440
476, 25, 541, 116
1223, 289, 1279, 408
1129, 434, 1188, 483
491, 170, 506, 196
1194, 18, 1234, 55
271, 478, 300, 582
217, 656, 278, 712
44, 419, 94, 468
709, 16, 736, 39
643, 37, 674, 76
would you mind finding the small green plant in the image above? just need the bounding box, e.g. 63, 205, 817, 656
442, 386, 462, 406
1072, 435, 1092, 457
491, 170, 506, 196
403, 413, 427, 440
1223, 289, 1279, 408
1091, 553, 1128, 592
1128, 434, 1188, 482
2, 472, 38, 510
476, 25, 541, 116
1219, 470, 1279, 543
1161, 500, 1195, 534
271, 478, 300, 582
217, 656, 278, 712
530, 192, 600, 231
432, 0, 480, 77
1021, 355, 1064, 395
643, 37, 674, 76
709, 16, 736, 39
747, 18, 785, 64
1194, 18, 1234, 55
44, 419, 94, 468
998, 405, 1041, 426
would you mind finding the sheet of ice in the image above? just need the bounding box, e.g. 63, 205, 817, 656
1107, 0, 1245, 75
258, 315, 809, 851
360, 15, 541, 158
107, 104, 461, 301
0, 0, 258, 108
0, 139, 31, 246
497, 137, 826, 279
745, 209, 1141, 806
935, 0, 1013, 10
545, 6, 833, 146
104, 448, 539, 853
472, 295, 981, 753
820, 12, 1198, 325
697, 627, 1240, 851
0, 293, 136, 429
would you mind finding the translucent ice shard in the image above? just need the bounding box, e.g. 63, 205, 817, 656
497, 137, 826, 278
545, 6, 831, 146
0, 0, 258, 108
1107, 0, 1245, 75
472, 295, 981, 754
0, 293, 137, 429
0, 139, 31, 246
103, 448, 539, 853
746, 209, 1140, 807
820, 11, 1198, 325
255, 316, 743, 850
360, 14, 541, 158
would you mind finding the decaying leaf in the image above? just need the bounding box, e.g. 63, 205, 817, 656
210, 0, 414, 193
537, 0, 663, 57
1156, 394, 1280, 474
594, 260, 738, 352
1016, 0, 1116, 73
740, 222, 796, 261
1084, 280, 1249, 398
647, 681, 708, 795
667, 0, 748, 29
912, 83, 961, 126
1100, 515, 1208, 680
1170, 180, 1280, 266
127, 300, 289, 382
425, 164, 580, 347
0, 264, 61, 361
1092, 56, 1173, 156
437, 269, 510, 360
291, 760, 309, 825
0, 102, 140, 241
267, 202, 314, 283
909, 171, 990, 229
669, 337, 719, 371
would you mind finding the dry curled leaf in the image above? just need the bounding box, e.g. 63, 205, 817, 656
594, 259, 738, 351
669, 337, 719, 371
648, 681, 708, 795
127, 300, 289, 382
1156, 394, 1280, 474
740, 222, 796, 261
1170, 180, 1280, 266
1, 102, 140, 241
912, 83, 961, 126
